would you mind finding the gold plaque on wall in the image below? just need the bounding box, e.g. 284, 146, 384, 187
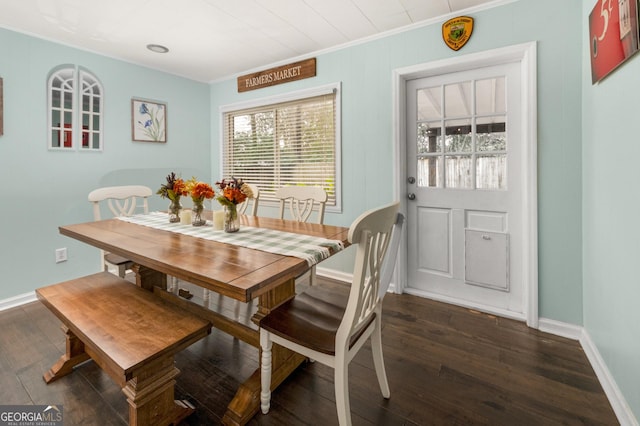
442, 16, 474, 51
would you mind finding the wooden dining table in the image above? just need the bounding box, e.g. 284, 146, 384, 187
59, 212, 350, 425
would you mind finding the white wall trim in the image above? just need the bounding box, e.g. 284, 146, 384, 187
0, 291, 37, 312
537, 317, 583, 340
580, 329, 639, 426
315, 266, 353, 284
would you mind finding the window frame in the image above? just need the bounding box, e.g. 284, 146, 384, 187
47, 65, 103, 151
219, 82, 342, 212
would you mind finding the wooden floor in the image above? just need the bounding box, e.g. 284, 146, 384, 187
0, 277, 618, 425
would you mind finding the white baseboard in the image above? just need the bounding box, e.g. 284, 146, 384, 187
537, 317, 584, 340
0, 291, 37, 312
579, 329, 639, 426
315, 266, 352, 283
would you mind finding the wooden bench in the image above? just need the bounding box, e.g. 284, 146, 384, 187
36, 272, 212, 426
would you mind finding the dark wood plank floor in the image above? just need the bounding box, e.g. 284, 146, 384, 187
0, 277, 618, 425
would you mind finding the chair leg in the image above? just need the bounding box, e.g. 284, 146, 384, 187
117, 264, 127, 278
334, 359, 352, 426
259, 329, 272, 414
371, 319, 390, 398
309, 265, 317, 286
168, 276, 178, 293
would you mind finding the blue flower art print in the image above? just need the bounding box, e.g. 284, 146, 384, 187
132, 99, 167, 142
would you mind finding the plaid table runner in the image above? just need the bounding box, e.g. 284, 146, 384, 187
117, 212, 344, 266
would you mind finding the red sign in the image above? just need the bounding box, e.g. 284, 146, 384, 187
589, 0, 639, 84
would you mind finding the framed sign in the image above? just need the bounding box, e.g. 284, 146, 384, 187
237, 58, 316, 92
131, 98, 167, 142
589, 0, 640, 84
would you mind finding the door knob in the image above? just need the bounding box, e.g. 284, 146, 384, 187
407, 177, 416, 184
408, 193, 416, 201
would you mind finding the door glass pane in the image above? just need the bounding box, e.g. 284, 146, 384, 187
417, 156, 441, 187
445, 81, 471, 117
445, 119, 472, 152
477, 116, 506, 151
445, 155, 473, 188
477, 154, 506, 189
416, 86, 441, 120
417, 122, 441, 153
476, 77, 506, 114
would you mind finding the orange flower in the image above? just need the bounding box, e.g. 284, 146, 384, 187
193, 182, 215, 200
185, 177, 215, 202
172, 179, 188, 197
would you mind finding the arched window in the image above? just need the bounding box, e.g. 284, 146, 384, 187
48, 66, 103, 151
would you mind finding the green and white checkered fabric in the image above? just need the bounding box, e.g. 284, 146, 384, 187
117, 212, 344, 266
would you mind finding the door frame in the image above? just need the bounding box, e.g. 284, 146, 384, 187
391, 42, 539, 328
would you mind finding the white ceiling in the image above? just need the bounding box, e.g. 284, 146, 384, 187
0, 0, 497, 83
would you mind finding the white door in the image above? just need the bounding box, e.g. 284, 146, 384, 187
405, 62, 525, 319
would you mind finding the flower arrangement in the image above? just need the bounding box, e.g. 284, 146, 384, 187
215, 178, 253, 232
185, 178, 215, 226
157, 172, 188, 222
215, 177, 253, 209
157, 172, 188, 202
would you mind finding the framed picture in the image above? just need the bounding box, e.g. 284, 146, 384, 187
131, 98, 167, 142
589, 0, 640, 84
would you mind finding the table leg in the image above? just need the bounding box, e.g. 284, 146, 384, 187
122, 355, 195, 426
132, 264, 167, 291
43, 326, 91, 383
222, 278, 306, 426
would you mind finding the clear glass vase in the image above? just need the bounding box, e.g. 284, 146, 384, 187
224, 205, 239, 233
192, 200, 206, 226
168, 198, 182, 223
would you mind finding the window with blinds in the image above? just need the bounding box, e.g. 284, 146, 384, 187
222, 85, 340, 208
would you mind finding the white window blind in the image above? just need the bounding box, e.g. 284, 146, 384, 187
222, 89, 338, 206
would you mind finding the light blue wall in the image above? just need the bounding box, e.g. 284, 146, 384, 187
209, 0, 585, 323
582, 0, 640, 420
0, 28, 211, 299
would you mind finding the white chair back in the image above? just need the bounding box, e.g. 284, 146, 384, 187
88, 185, 152, 221
378, 212, 404, 299
339, 202, 400, 347
275, 186, 327, 224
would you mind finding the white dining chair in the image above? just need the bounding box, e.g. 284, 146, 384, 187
274, 185, 327, 224
88, 185, 152, 277
274, 186, 328, 287
259, 202, 403, 426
